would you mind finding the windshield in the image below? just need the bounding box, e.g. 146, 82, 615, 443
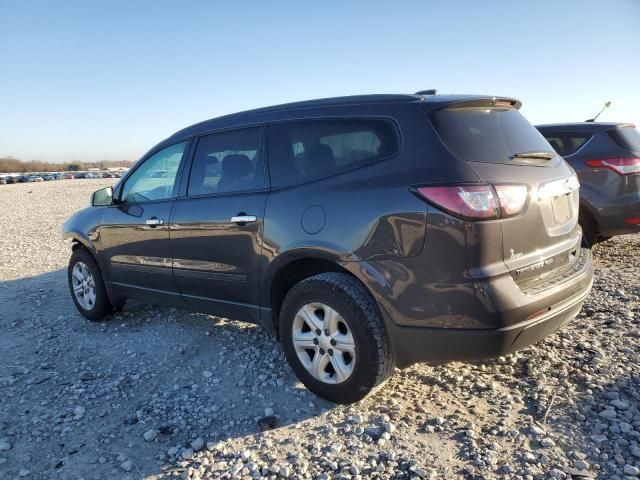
430, 107, 555, 164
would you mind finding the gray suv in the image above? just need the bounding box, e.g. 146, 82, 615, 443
536, 122, 640, 245
63, 93, 594, 403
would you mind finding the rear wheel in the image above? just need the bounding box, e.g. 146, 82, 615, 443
279, 272, 394, 404
68, 248, 113, 321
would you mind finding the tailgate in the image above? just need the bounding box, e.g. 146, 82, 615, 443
429, 101, 583, 284
469, 160, 582, 281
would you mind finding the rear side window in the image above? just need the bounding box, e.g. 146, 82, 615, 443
268, 118, 399, 187
188, 127, 263, 196
430, 107, 553, 164
609, 126, 640, 153
539, 132, 592, 156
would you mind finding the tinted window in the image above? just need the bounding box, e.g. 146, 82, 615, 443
609, 126, 640, 153
188, 127, 262, 196
431, 107, 553, 164
121, 142, 187, 203
268, 118, 399, 187
540, 132, 592, 156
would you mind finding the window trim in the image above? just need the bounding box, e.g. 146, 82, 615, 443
115, 139, 193, 205
177, 124, 269, 200
265, 115, 402, 190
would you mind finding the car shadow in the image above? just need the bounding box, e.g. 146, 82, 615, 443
0, 268, 337, 479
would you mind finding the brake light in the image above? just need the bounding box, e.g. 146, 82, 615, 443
494, 185, 528, 217
585, 158, 640, 175
415, 184, 527, 221
625, 217, 640, 225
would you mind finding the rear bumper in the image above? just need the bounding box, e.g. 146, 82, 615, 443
588, 199, 640, 237
380, 248, 594, 368
596, 207, 640, 237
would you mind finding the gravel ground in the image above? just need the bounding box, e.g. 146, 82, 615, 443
0, 179, 639, 480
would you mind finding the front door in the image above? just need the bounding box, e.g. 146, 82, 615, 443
169, 127, 267, 322
100, 141, 189, 303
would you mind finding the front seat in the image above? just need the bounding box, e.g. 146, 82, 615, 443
217, 154, 253, 192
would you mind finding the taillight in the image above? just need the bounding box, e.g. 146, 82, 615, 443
585, 158, 640, 175
414, 184, 527, 221
494, 185, 528, 217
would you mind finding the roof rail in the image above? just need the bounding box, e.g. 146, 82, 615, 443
415, 89, 437, 95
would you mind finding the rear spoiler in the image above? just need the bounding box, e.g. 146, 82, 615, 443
425, 97, 522, 112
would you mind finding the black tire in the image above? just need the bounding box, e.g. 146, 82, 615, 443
67, 248, 113, 321
579, 212, 597, 248
279, 272, 394, 404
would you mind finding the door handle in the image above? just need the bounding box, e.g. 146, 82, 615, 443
145, 217, 164, 225
230, 215, 257, 224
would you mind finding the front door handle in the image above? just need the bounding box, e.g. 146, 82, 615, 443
145, 217, 164, 226
230, 215, 257, 224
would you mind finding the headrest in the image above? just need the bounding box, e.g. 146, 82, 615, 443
302, 144, 335, 177
222, 154, 252, 177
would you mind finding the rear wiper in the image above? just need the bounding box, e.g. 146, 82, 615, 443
509, 151, 556, 160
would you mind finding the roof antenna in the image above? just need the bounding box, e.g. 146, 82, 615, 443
586, 101, 611, 122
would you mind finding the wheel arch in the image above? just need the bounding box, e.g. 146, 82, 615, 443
67, 235, 125, 307
267, 253, 358, 336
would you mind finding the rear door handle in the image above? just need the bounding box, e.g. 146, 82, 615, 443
145, 217, 164, 225
230, 215, 257, 224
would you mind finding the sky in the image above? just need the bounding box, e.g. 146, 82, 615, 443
1, 0, 639, 163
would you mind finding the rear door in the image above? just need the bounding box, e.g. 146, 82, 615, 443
100, 141, 189, 302
430, 104, 582, 276
169, 126, 267, 322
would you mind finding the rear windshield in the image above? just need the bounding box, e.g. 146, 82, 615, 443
609, 126, 640, 153
539, 131, 592, 156
430, 107, 554, 164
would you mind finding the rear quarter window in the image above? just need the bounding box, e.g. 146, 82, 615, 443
609, 126, 640, 153
268, 118, 399, 187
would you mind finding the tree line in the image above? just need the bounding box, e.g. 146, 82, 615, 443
0, 157, 133, 173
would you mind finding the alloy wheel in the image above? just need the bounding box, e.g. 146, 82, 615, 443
71, 262, 96, 310
291, 302, 356, 384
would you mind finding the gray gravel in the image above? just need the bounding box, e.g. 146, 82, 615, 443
0, 179, 639, 480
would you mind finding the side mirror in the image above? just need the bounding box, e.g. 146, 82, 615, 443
91, 186, 114, 206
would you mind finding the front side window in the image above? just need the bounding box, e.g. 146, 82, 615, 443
188, 127, 262, 196
120, 142, 187, 203
268, 118, 399, 187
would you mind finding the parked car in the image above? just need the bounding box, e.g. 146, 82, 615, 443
64, 92, 594, 403
64, 173, 76, 180
43, 174, 55, 181
5, 176, 17, 184
16, 175, 28, 183
0, 177, 6, 185
537, 123, 640, 246
29, 175, 44, 182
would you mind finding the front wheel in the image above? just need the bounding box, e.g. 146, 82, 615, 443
279, 273, 394, 404
68, 248, 113, 321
